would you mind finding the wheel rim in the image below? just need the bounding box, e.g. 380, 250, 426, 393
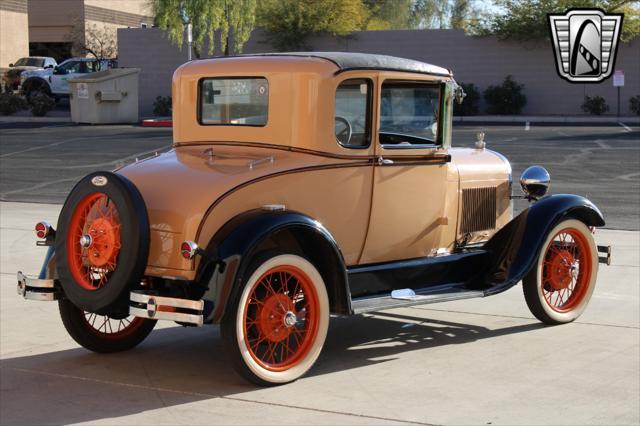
541, 227, 593, 312
67, 193, 121, 290
242, 265, 320, 372
82, 312, 146, 339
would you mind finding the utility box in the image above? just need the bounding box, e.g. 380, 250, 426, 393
68, 68, 140, 124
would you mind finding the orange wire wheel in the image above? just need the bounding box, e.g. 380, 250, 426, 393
541, 227, 593, 312
523, 219, 598, 325
242, 265, 320, 371
66, 192, 121, 290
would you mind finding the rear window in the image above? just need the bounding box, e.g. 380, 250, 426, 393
199, 78, 268, 126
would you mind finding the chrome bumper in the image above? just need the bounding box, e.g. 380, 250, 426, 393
129, 291, 204, 326
16, 271, 57, 301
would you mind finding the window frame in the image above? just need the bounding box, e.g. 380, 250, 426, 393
378, 79, 444, 150
197, 76, 269, 127
334, 77, 374, 150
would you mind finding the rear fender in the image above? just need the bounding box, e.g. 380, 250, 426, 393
197, 209, 349, 323
482, 194, 604, 293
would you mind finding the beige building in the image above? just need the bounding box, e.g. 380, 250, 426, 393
29, 0, 153, 61
0, 0, 152, 67
0, 0, 29, 68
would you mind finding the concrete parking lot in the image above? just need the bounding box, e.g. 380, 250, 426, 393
0, 122, 639, 425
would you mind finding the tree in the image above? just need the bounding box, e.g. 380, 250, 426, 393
258, 0, 368, 51
362, 0, 414, 30
487, 0, 639, 42
151, 0, 257, 57
69, 19, 117, 59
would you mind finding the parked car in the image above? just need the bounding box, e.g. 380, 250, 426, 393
17, 53, 611, 386
20, 57, 115, 101
2, 56, 57, 92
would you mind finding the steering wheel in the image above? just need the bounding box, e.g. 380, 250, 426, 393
335, 116, 353, 145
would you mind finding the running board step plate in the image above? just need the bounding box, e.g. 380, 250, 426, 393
130, 291, 204, 326
17, 271, 57, 301
352, 285, 484, 314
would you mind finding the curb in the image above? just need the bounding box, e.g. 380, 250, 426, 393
0, 116, 71, 123
453, 115, 639, 125
141, 118, 172, 127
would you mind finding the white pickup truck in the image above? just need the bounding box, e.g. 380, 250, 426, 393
20, 57, 115, 101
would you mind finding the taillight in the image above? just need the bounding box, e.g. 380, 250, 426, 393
180, 241, 198, 259
35, 221, 52, 239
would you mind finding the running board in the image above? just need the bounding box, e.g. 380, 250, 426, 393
129, 291, 204, 326
351, 284, 484, 314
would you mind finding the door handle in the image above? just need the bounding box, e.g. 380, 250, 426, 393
377, 157, 394, 166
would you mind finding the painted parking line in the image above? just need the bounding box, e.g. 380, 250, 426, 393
525, 121, 530, 131
618, 122, 632, 132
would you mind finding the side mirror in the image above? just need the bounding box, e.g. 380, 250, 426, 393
520, 166, 551, 200
45, 64, 53, 69
9, 63, 14, 67
454, 84, 466, 105
53, 67, 65, 75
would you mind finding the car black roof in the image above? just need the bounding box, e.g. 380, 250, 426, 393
244, 52, 452, 77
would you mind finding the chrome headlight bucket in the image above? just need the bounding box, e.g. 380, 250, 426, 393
520, 166, 550, 200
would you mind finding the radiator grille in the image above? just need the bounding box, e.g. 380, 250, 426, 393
461, 187, 497, 234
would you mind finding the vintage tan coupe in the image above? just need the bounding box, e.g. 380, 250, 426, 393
18, 53, 611, 385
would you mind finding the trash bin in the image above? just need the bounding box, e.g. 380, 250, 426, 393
68, 68, 140, 124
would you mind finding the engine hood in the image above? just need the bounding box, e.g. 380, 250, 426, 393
117, 144, 343, 276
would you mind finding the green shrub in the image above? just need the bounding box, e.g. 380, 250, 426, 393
484, 75, 527, 115
453, 83, 480, 116
630, 95, 640, 116
581, 95, 609, 115
152, 95, 172, 116
0, 92, 28, 115
29, 92, 55, 117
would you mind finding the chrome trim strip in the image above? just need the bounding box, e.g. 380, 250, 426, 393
130, 291, 204, 311
129, 306, 204, 325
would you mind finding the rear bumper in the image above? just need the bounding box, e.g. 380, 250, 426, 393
17, 271, 204, 326
16, 271, 57, 301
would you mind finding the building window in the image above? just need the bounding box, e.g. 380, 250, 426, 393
199, 78, 268, 126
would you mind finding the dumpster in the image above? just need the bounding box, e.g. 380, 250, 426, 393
68, 68, 140, 124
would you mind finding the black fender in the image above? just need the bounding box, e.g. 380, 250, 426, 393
481, 194, 604, 294
197, 209, 350, 323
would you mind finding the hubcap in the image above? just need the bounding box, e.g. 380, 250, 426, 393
79, 234, 93, 248
284, 311, 297, 327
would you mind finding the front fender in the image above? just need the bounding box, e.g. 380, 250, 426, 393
197, 209, 348, 323
482, 194, 604, 293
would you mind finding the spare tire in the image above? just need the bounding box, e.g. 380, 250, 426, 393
55, 171, 149, 313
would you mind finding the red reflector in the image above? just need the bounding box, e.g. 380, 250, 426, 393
180, 241, 197, 259
35, 222, 50, 239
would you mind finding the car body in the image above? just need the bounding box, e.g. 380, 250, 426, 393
20, 57, 115, 100
18, 53, 611, 386
2, 56, 56, 91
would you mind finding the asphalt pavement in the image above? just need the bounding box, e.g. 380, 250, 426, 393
1, 122, 638, 229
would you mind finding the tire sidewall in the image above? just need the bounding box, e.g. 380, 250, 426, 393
234, 254, 329, 384
56, 171, 149, 313
533, 219, 598, 322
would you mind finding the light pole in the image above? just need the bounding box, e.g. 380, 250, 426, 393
187, 22, 193, 61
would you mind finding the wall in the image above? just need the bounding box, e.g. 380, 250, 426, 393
0, 0, 29, 67
118, 27, 640, 117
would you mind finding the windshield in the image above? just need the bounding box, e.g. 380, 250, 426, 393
14, 58, 45, 67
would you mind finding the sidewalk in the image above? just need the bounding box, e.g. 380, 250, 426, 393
454, 115, 640, 125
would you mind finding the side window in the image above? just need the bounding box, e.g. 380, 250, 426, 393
335, 78, 372, 148
60, 61, 81, 73
199, 78, 268, 126
380, 81, 441, 146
